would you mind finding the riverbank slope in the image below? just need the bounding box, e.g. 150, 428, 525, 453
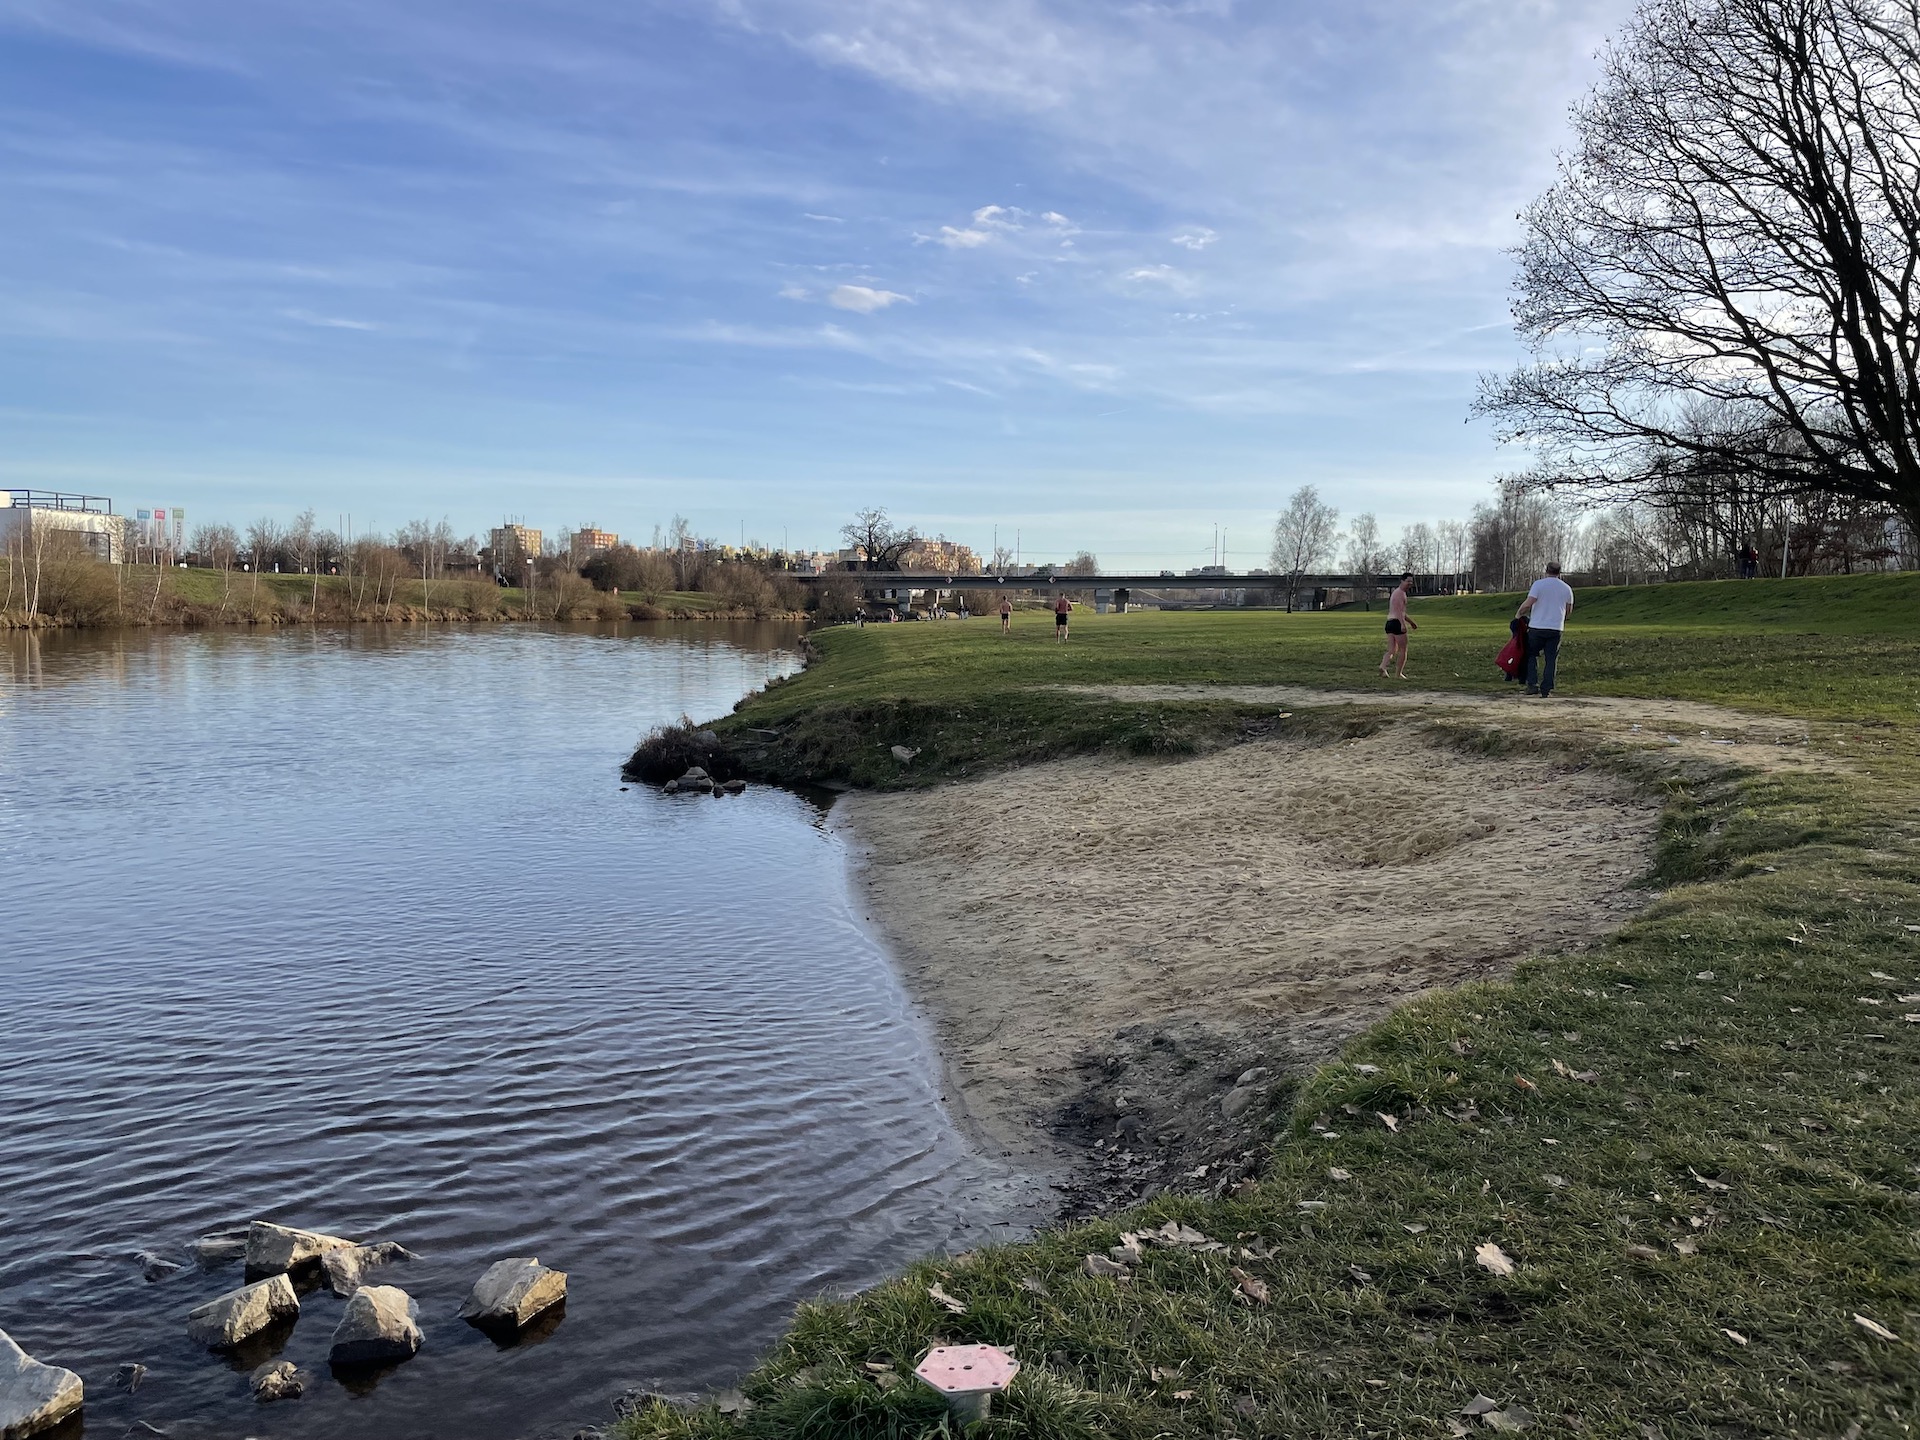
0, 559, 801, 627
617, 575, 1919, 1440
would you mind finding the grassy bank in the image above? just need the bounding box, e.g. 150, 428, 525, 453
0, 558, 797, 627
710, 572, 1920, 790
616, 574, 1920, 1439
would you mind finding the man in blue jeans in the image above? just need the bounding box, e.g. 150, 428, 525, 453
1515, 562, 1574, 697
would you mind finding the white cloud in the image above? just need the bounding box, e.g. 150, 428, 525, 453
1121, 264, 1194, 294
282, 308, 378, 330
1171, 227, 1216, 250
937, 225, 994, 248
778, 283, 811, 299
802, 212, 844, 222
828, 283, 911, 312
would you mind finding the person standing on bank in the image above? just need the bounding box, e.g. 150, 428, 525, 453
1515, 562, 1574, 697
1054, 592, 1073, 641
999, 595, 1013, 635
1379, 572, 1417, 678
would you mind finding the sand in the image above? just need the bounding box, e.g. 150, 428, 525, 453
843, 717, 1675, 1204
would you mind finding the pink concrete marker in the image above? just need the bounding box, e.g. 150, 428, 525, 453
914, 1343, 1020, 1423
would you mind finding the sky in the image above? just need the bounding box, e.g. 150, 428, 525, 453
0, 0, 1636, 569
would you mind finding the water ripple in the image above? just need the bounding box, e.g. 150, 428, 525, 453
0, 624, 1050, 1440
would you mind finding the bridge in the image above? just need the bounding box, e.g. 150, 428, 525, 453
789, 569, 1474, 605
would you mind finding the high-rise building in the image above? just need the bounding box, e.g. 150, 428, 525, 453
569, 526, 619, 563
488, 524, 542, 582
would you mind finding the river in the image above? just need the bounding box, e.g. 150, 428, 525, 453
0, 623, 1045, 1439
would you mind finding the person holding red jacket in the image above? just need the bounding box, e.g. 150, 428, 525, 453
1497, 615, 1530, 682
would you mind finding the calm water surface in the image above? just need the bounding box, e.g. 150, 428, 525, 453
0, 624, 1044, 1440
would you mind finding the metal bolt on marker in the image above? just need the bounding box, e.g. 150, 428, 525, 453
914, 1343, 1020, 1424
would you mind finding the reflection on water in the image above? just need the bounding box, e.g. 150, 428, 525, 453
0, 624, 1045, 1440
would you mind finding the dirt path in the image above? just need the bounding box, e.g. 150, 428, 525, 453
1061, 683, 1842, 775
844, 719, 1669, 1216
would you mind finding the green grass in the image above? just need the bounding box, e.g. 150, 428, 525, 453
617, 572, 1920, 1439
716, 572, 1920, 790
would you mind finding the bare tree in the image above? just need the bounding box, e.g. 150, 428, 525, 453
1435, 519, 1470, 583
1397, 522, 1435, 576
1342, 513, 1385, 609
1476, 0, 1920, 536
1063, 550, 1098, 576
1269, 485, 1341, 612
840, 507, 920, 571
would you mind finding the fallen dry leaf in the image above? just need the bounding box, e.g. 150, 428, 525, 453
1474, 1242, 1516, 1277
927, 1283, 967, 1314
1149, 1365, 1182, 1383
1722, 1328, 1748, 1346
1154, 1220, 1212, 1247
1349, 1264, 1373, 1284
862, 1362, 891, 1375
1404, 1223, 1429, 1235
1852, 1313, 1899, 1341
1172, 1389, 1196, 1402
1018, 1276, 1049, 1296
1460, 1396, 1502, 1416
1110, 1237, 1145, 1265
1352, 1063, 1380, 1075
1448, 1421, 1474, 1438
1513, 1075, 1539, 1094
1081, 1254, 1129, 1279
1228, 1266, 1270, 1304
1543, 1174, 1569, 1189
1483, 1403, 1534, 1431
1625, 1244, 1660, 1260
1328, 1167, 1353, 1182
1377, 1112, 1400, 1133
1672, 1237, 1698, 1257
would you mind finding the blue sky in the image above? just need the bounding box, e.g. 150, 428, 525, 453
0, 0, 1632, 568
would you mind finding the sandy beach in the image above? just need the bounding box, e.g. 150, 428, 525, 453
840, 693, 1813, 1212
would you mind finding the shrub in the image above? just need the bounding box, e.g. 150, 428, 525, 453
623, 718, 734, 783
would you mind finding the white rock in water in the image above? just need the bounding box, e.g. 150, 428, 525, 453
329, 1285, 422, 1366
185, 1274, 299, 1349
678, 767, 710, 785
0, 1329, 83, 1439
321, 1242, 418, 1297
245, 1221, 354, 1276
458, 1257, 568, 1329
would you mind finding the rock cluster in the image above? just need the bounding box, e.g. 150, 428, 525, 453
662, 767, 747, 796
459, 1257, 568, 1330
29, 1218, 574, 1426
0, 1329, 83, 1439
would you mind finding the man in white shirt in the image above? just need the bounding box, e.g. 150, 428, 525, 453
1515, 562, 1574, 697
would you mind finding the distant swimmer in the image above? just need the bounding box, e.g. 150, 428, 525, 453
1379, 572, 1417, 678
